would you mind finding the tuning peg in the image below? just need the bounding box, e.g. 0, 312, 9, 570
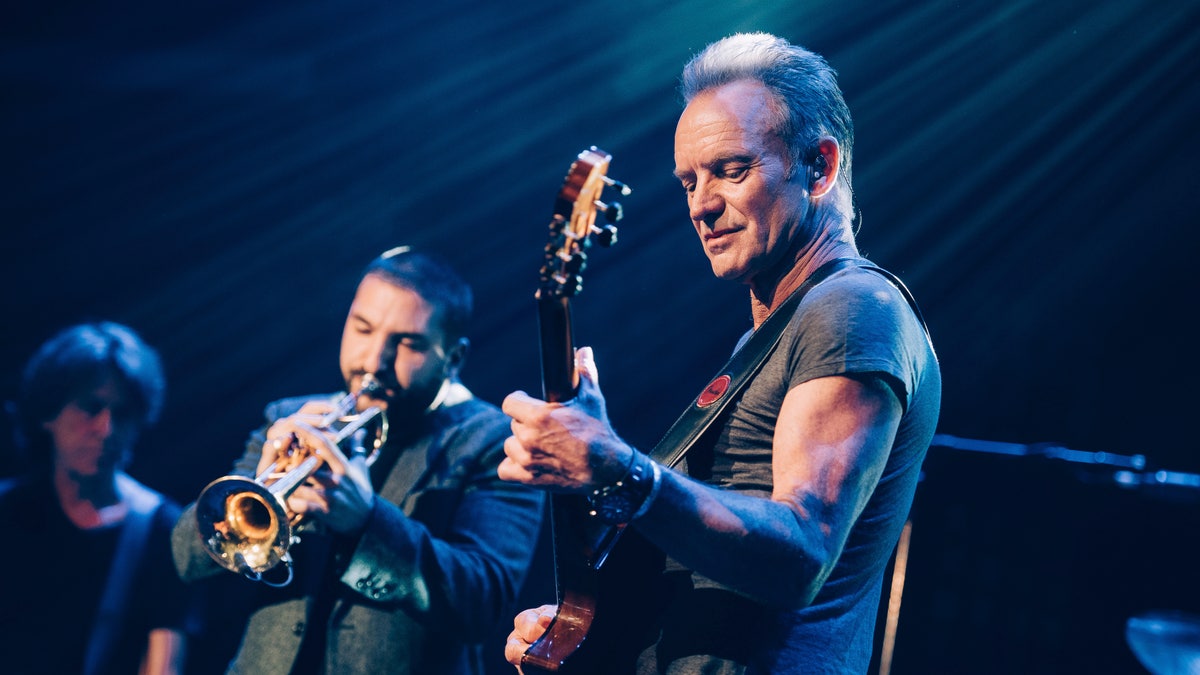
595, 200, 623, 223
602, 175, 632, 196
563, 251, 587, 275
552, 277, 583, 298
596, 224, 618, 247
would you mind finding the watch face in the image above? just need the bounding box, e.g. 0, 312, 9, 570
599, 497, 628, 519
588, 455, 655, 525
589, 488, 639, 524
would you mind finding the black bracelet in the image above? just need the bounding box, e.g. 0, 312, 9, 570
586, 451, 661, 526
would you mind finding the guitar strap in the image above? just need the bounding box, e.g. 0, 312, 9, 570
84, 475, 163, 675
646, 256, 928, 469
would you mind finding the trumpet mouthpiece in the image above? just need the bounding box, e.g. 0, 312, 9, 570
359, 373, 384, 397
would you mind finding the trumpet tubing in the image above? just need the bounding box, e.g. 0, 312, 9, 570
194, 375, 387, 584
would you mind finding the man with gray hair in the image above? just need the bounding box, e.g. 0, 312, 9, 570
502, 33, 940, 673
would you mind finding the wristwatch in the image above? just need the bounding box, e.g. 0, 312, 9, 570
587, 451, 661, 526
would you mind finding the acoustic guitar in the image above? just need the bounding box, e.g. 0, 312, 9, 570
523, 147, 646, 674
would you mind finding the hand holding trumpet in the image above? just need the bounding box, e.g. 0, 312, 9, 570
261, 401, 377, 537
195, 376, 388, 581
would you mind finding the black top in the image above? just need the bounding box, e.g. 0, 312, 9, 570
0, 474, 200, 675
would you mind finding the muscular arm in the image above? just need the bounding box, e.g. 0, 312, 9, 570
634, 373, 900, 607
501, 349, 901, 609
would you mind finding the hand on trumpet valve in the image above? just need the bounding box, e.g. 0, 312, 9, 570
260, 410, 377, 536
258, 400, 337, 475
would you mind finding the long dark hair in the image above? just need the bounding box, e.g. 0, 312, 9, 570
10, 321, 165, 472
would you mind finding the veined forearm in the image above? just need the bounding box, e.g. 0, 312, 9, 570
633, 467, 833, 607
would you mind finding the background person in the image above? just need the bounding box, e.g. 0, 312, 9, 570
0, 321, 197, 675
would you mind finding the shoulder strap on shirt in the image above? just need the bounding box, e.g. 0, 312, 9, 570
83, 475, 163, 675
856, 263, 935, 360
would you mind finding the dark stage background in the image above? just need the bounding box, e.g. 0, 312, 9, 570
3, 1, 1198, 673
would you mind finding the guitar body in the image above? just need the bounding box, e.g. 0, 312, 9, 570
523, 497, 665, 674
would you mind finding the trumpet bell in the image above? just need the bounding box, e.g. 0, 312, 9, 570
196, 475, 294, 576
191, 377, 387, 585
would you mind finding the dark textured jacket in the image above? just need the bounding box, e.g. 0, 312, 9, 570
172, 386, 545, 674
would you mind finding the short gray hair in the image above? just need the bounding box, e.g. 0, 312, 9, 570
680, 32, 854, 185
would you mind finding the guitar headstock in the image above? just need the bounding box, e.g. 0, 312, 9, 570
538, 146, 631, 300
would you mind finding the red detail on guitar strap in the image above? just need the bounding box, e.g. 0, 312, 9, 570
697, 374, 731, 408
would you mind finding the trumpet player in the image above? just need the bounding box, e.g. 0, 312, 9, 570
171, 247, 546, 674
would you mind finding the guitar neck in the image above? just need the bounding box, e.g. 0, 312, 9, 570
525, 146, 631, 674
537, 294, 578, 403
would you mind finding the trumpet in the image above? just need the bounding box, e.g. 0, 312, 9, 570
194, 375, 389, 585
